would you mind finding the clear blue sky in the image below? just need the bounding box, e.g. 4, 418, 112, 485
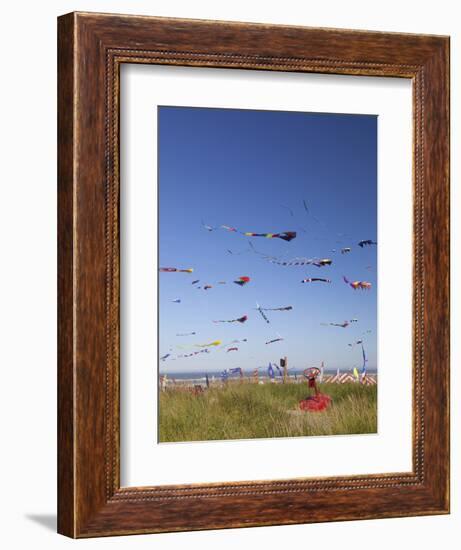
158, 106, 377, 374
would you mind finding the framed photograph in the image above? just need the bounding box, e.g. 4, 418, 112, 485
58, 12, 450, 537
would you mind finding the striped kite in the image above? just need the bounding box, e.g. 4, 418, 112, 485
234, 276, 251, 286
343, 276, 372, 290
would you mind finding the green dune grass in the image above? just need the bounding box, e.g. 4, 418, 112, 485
158, 382, 377, 442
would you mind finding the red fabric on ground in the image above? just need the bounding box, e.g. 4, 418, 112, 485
299, 393, 332, 412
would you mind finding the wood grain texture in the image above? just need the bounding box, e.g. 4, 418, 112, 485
57, 12, 450, 538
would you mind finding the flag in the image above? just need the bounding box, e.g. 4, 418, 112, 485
268, 363, 275, 379
361, 343, 368, 378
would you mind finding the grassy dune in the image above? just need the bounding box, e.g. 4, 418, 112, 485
158, 382, 377, 442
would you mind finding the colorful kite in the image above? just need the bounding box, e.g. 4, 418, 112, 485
159, 267, 193, 273
343, 276, 372, 290
312, 258, 333, 267
195, 340, 222, 348
221, 225, 238, 233
213, 315, 248, 324
233, 276, 251, 286
221, 225, 297, 242
245, 231, 296, 241
358, 239, 377, 248
301, 278, 331, 283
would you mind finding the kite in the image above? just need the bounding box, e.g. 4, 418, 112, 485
262, 255, 333, 267
256, 304, 270, 324
243, 230, 296, 242
259, 305, 293, 312
203, 285, 213, 290
341, 247, 351, 254
358, 239, 377, 248
227, 347, 239, 352
301, 277, 331, 283
159, 267, 193, 273
265, 336, 284, 345
312, 258, 333, 267
255, 303, 292, 324
256, 254, 333, 268
196, 340, 222, 348
322, 320, 351, 328
218, 281, 227, 285
353, 367, 360, 380
160, 353, 171, 361
192, 280, 200, 285
267, 363, 275, 379
171, 299, 181, 303
249, 242, 324, 267
233, 276, 251, 286
221, 225, 238, 232
201, 220, 216, 232
221, 225, 297, 242
343, 276, 372, 290
229, 338, 248, 344
213, 315, 248, 324
178, 349, 210, 359
176, 332, 196, 336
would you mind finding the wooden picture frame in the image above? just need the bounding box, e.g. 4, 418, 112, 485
57, 12, 450, 538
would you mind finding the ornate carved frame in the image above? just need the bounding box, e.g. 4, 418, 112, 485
58, 12, 450, 537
